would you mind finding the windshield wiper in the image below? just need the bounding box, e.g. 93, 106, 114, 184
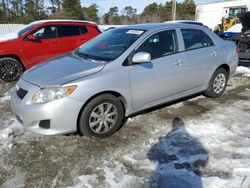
75, 50, 99, 61
75, 50, 112, 62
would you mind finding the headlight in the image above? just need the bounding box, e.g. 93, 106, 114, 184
32, 85, 76, 104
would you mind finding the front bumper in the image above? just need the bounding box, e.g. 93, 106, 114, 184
11, 79, 84, 135
239, 51, 250, 66
239, 58, 250, 66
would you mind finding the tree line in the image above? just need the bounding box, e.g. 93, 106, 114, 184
0, 0, 196, 24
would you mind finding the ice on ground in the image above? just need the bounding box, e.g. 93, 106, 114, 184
235, 66, 250, 77
0, 120, 24, 150
0, 96, 11, 102
69, 174, 98, 188
69, 161, 144, 188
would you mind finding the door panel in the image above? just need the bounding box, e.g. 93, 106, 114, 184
21, 26, 59, 67
181, 46, 221, 90
179, 29, 221, 91
57, 25, 81, 53
129, 53, 186, 109
129, 29, 186, 109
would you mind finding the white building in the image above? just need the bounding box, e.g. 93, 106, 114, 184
195, 0, 250, 30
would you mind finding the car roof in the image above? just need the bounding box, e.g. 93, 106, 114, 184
165, 20, 204, 26
30, 19, 97, 26
119, 22, 206, 31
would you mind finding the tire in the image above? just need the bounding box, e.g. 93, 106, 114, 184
0, 58, 23, 82
78, 94, 125, 138
204, 67, 228, 98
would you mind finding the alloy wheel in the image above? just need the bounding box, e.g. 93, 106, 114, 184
0, 60, 21, 81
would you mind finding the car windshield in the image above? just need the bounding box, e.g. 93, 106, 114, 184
18, 24, 36, 37
76, 28, 145, 61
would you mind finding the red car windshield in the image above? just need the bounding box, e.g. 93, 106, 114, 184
18, 24, 36, 37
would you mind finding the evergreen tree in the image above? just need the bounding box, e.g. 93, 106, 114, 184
23, 0, 46, 23
82, 4, 98, 22
61, 0, 83, 20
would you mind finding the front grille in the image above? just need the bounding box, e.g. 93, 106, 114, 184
16, 88, 28, 99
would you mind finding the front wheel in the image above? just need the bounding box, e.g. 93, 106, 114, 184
78, 94, 125, 138
0, 58, 23, 82
204, 67, 228, 98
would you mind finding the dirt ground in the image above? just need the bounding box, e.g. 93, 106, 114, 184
0, 70, 249, 188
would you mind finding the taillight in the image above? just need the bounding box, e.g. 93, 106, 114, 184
236, 47, 240, 54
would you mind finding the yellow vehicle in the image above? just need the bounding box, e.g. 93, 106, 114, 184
222, 7, 247, 31
196, 0, 250, 32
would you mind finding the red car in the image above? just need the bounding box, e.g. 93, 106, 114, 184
0, 20, 101, 82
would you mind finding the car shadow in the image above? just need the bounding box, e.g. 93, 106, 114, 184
147, 117, 208, 188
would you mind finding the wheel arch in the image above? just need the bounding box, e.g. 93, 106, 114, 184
76, 90, 128, 133
218, 64, 230, 75
0, 54, 26, 70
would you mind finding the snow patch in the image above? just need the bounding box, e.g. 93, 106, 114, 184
68, 174, 98, 188
127, 115, 143, 123
235, 66, 250, 77
0, 31, 18, 42
0, 120, 24, 150
0, 95, 11, 102
70, 161, 144, 188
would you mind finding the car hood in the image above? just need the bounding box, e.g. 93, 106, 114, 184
239, 12, 250, 33
22, 53, 105, 87
0, 31, 18, 42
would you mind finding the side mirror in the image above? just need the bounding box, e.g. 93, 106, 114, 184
132, 52, 151, 64
26, 35, 37, 41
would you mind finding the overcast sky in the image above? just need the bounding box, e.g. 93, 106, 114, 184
81, 0, 216, 15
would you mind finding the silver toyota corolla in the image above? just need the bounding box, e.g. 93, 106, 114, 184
11, 22, 238, 138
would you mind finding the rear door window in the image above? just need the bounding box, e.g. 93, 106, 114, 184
181, 29, 214, 50
58, 25, 81, 37
80, 26, 88, 34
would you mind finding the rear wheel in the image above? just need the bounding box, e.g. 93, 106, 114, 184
204, 67, 228, 98
0, 58, 23, 82
78, 94, 124, 138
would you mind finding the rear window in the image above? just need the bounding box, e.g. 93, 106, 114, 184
58, 25, 81, 37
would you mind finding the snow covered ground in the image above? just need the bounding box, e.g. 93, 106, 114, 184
0, 66, 250, 187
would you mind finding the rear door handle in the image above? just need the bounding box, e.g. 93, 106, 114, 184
174, 59, 183, 66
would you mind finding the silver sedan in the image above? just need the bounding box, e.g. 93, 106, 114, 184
11, 22, 238, 138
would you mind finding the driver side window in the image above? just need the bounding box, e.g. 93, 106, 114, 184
32, 26, 57, 40
136, 29, 178, 60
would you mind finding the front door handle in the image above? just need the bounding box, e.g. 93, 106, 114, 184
174, 59, 183, 66
211, 51, 217, 57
